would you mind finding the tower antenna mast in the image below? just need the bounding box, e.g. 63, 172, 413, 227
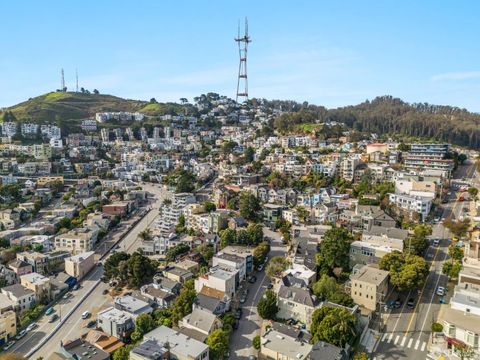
235, 17, 251, 104
76, 69, 79, 93
61, 68, 65, 92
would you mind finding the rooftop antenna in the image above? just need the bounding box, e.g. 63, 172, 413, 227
75, 69, 79, 93
61, 68, 66, 92
235, 17, 251, 104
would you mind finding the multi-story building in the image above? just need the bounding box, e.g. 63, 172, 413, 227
342, 156, 361, 182
20, 272, 51, 301
81, 119, 98, 132
97, 307, 135, 340
0, 294, 16, 344
404, 143, 454, 172
350, 264, 389, 311
64, 251, 95, 280
55, 227, 99, 254
195, 266, 238, 298
388, 193, 433, 221
1, 284, 36, 313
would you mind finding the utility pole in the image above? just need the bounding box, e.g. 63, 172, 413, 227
235, 17, 251, 104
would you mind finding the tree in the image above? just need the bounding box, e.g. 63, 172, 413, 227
353, 352, 370, 360
112, 345, 135, 360
239, 192, 261, 222
171, 279, 196, 325
203, 201, 216, 213
389, 254, 429, 292
253, 241, 270, 267
93, 89, 99, 94
244, 146, 255, 163
444, 218, 470, 238
266, 256, 289, 278
103, 252, 130, 281
257, 289, 278, 320
130, 313, 156, 341
116, 252, 156, 287
379, 251, 406, 273
405, 224, 432, 256
316, 227, 353, 276
220, 228, 237, 248
312, 274, 338, 301
448, 245, 464, 262
252, 335, 261, 350
138, 228, 152, 241
165, 243, 190, 262
247, 222, 264, 245
431, 322, 443, 332
442, 261, 462, 280
296, 206, 310, 223
468, 187, 479, 199
458, 153, 467, 165
310, 307, 357, 347
397, 143, 411, 152
206, 329, 229, 360
455, 343, 475, 360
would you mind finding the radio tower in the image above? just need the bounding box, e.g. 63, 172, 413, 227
235, 17, 251, 104
60, 68, 65, 92
75, 69, 79, 92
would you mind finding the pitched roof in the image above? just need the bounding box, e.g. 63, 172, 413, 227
277, 284, 316, 307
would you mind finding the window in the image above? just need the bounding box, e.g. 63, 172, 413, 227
466, 331, 478, 347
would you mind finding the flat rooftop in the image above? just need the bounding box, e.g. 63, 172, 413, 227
350, 264, 389, 286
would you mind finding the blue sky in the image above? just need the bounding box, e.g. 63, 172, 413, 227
2, 1, 480, 111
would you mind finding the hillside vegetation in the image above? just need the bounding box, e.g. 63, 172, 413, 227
271, 96, 480, 149
0, 92, 173, 123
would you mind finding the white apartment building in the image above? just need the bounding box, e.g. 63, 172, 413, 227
40, 125, 61, 139
342, 156, 361, 182
388, 193, 433, 221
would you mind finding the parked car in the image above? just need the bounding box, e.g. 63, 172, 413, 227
267, 283, 273, 289
45, 307, 54, 315
437, 286, 446, 296
407, 298, 415, 309
15, 330, 26, 340
48, 314, 59, 323
248, 276, 257, 284
3, 341, 15, 350
73, 284, 81, 291
257, 265, 264, 272
81, 311, 91, 319
433, 238, 441, 246
394, 298, 402, 309
26, 322, 37, 332
234, 308, 242, 319
86, 320, 97, 328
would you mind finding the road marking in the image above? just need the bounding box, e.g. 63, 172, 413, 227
405, 243, 441, 334
421, 341, 426, 352
381, 332, 388, 341
394, 335, 400, 345
401, 336, 407, 346
387, 333, 393, 343
414, 339, 420, 350
407, 338, 413, 348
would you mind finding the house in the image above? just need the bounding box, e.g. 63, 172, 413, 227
263, 204, 283, 223
309, 340, 348, 360
64, 251, 95, 280
130, 339, 170, 360
114, 295, 153, 316
8, 259, 33, 277
141, 325, 209, 360
261, 322, 312, 360
193, 286, 231, 316
277, 284, 318, 326
220, 246, 254, 274
178, 307, 223, 341
82, 329, 125, 354
0, 293, 16, 344
1, 284, 35, 313
228, 216, 247, 230
20, 272, 51, 301
152, 275, 182, 295
96, 307, 135, 340
140, 284, 176, 309
163, 267, 194, 284
102, 202, 132, 217
59, 338, 110, 360
195, 266, 238, 298
212, 252, 247, 280
350, 264, 389, 311
175, 259, 199, 273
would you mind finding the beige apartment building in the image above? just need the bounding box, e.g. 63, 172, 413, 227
65, 251, 95, 280
0, 294, 16, 343
350, 264, 389, 311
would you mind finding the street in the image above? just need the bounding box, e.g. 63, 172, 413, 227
373, 163, 477, 360
8, 183, 168, 358
230, 227, 287, 359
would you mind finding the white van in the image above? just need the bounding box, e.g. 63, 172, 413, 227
81, 311, 91, 319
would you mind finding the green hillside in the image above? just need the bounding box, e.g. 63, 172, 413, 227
0, 92, 165, 123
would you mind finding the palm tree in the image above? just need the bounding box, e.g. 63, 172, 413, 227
138, 229, 152, 242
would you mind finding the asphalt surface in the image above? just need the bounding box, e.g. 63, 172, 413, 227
373, 163, 477, 360
230, 227, 287, 359
8, 183, 168, 358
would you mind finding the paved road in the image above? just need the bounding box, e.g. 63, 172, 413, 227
373, 163, 477, 360
230, 227, 286, 360
7, 183, 168, 358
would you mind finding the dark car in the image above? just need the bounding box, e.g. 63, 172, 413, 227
86, 320, 97, 328
267, 283, 273, 289
394, 298, 402, 309
407, 298, 415, 309
102, 289, 109, 295
248, 276, 257, 284
234, 308, 242, 319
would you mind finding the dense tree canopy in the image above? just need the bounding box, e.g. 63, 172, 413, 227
257, 289, 278, 320
380, 251, 429, 291
310, 307, 357, 347
316, 227, 353, 276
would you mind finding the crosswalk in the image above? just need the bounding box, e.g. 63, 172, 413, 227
379, 332, 428, 352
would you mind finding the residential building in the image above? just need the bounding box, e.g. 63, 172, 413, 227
130, 339, 170, 360
276, 284, 317, 326
114, 295, 153, 316
20, 272, 51, 301
178, 307, 222, 341
96, 307, 135, 340
55, 227, 99, 254
64, 251, 95, 280
388, 193, 433, 221
261, 322, 312, 360
350, 264, 389, 311
195, 266, 238, 298
1, 284, 35, 313
58, 338, 110, 360
140, 325, 209, 360
82, 329, 125, 354
0, 293, 16, 344
163, 267, 194, 284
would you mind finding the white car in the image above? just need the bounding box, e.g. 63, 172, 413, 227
437, 286, 445, 296
3, 341, 15, 350
81, 311, 91, 319
26, 322, 37, 332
